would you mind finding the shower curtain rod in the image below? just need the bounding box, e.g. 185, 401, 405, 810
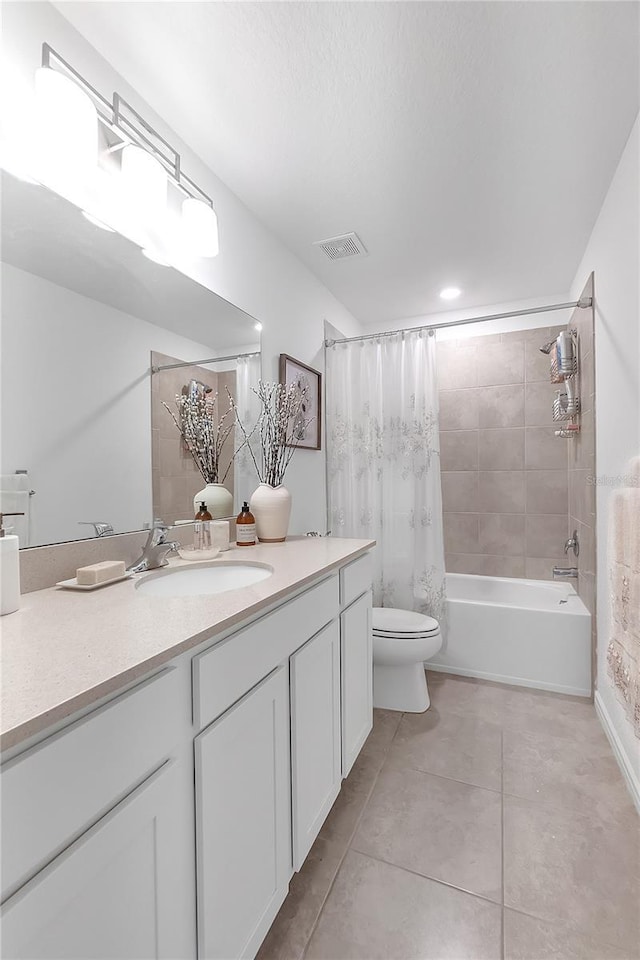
324, 297, 593, 347
151, 350, 260, 374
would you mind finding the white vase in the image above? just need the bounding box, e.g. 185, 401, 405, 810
249, 483, 292, 542
193, 482, 234, 520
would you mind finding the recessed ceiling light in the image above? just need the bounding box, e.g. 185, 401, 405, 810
440, 286, 462, 300
254, 322, 263, 332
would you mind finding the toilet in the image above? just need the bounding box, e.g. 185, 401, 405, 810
372, 607, 442, 713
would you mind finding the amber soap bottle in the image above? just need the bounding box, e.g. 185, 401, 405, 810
236, 502, 256, 546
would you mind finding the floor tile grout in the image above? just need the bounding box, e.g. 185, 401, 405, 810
501, 902, 637, 954
343, 847, 504, 909
299, 712, 404, 960
381, 758, 503, 795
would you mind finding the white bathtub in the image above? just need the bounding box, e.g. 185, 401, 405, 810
428, 573, 592, 697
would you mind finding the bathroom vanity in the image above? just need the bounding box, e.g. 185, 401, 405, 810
0, 538, 374, 959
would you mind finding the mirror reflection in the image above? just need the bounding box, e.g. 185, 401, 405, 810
0, 171, 261, 548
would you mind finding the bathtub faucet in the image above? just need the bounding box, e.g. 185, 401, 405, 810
553, 566, 578, 580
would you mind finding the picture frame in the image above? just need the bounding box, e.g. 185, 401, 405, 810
279, 353, 322, 450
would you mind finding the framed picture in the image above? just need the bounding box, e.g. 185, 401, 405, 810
279, 354, 322, 450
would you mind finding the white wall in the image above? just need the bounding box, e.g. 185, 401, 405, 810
2, 1, 361, 536
1, 262, 219, 546
570, 115, 640, 793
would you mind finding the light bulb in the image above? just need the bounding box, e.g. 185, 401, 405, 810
254, 322, 263, 332
181, 197, 219, 257
440, 286, 462, 301
33, 67, 98, 205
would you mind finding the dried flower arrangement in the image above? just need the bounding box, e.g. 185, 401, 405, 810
234, 380, 312, 487
163, 389, 235, 485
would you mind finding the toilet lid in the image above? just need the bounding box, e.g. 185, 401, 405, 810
372, 607, 439, 635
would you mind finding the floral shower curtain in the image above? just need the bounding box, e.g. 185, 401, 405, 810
326, 329, 445, 619
234, 353, 262, 504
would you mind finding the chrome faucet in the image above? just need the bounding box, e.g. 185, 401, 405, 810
553, 566, 578, 580
78, 521, 115, 538
564, 530, 579, 557
127, 520, 180, 573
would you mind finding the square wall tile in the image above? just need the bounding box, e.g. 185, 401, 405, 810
477, 384, 525, 428
525, 514, 569, 559
478, 514, 525, 556
439, 389, 480, 430
478, 472, 526, 513
524, 381, 555, 426
525, 427, 568, 470
478, 429, 524, 470
525, 470, 568, 515
444, 513, 480, 554
476, 340, 524, 387
441, 472, 479, 513
441, 431, 479, 471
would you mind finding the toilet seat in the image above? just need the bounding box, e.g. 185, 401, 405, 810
372, 607, 439, 636
373, 628, 440, 639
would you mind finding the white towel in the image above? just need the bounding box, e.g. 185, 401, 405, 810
607, 461, 640, 738
0, 474, 31, 546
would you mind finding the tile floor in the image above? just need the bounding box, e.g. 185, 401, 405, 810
257, 672, 639, 960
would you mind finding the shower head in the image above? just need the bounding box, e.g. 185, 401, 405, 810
539, 339, 556, 355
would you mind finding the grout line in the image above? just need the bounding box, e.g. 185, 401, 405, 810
345, 848, 503, 909
299, 712, 403, 959
502, 903, 634, 954
381, 759, 503, 796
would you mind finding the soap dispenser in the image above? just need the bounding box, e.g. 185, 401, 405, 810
0, 512, 23, 616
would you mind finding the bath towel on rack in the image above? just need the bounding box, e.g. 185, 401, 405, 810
607, 456, 640, 738
0, 473, 32, 546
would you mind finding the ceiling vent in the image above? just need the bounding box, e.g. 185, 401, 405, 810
313, 232, 368, 261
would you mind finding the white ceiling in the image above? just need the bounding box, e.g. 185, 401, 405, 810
55, 1, 639, 326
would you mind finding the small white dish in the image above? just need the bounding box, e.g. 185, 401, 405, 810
56, 573, 133, 591
178, 546, 221, 562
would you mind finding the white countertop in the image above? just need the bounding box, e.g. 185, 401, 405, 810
0, 537, 375, 752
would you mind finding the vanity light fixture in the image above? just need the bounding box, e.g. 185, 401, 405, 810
1, 44, 219, 261
33, 65, 98, 204
439, 286, 462, 301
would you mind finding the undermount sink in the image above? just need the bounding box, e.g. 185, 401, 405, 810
135, 561, 273, 598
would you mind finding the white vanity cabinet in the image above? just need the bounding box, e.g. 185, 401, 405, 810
290, 620, 342, 869
195, 667, 291, 960
340, 590, 373, 776
1, 761, 194, 960
1, 547, 374, 960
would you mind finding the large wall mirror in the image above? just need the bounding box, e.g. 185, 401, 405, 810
1, 171, 262, 548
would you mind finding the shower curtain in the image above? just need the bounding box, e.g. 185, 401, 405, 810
234, 353, 262, 505
326, 329, 445, 619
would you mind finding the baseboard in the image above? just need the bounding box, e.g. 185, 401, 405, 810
594, 691, 640, 815
427, 662, 591, 698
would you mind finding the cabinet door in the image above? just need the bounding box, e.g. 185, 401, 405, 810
0, 761, 195, 960
290, 621, 342, 869
341, 590, 373, 777
195, 666, 291, 960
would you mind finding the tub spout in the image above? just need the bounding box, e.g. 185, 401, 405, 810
553, 566, 578, 579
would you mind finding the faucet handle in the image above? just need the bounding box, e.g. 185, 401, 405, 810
564, 530, 580, 557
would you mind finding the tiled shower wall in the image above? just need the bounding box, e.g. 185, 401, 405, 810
438, 325, 570, 579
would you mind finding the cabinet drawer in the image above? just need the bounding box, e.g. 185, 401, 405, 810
340, 552, 373, 608
1, 667, 182, 902
194, 575, 339, 731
